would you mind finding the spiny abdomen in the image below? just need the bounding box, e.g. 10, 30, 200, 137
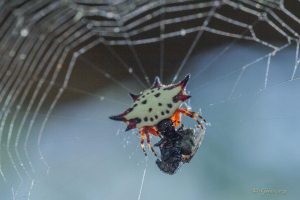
124, 86, 183, 128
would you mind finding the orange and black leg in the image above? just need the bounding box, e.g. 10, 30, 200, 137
139, 130, 147, 156
172, 120, 184, 130
156, 130, 163, 138
147, 126, 162, 138
171, 110, 182, 128
179, 108, 205, 129
139, 127, 158, 156
181, 108, 206, 122
172, 120, 184, 127
145, 131, 157, 157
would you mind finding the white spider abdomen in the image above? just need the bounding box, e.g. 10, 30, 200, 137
109, 75, 191, 131
124, 86, 185, 128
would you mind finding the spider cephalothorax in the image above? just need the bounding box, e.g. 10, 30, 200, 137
109, 74, 205, 156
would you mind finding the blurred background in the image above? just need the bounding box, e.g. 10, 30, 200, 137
0, 0, 299, 199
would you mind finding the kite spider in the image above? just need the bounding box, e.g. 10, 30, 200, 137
109, 75, 205, 156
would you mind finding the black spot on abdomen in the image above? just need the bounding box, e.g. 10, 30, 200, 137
173, 96, 178, 103
142, 100, 147, 104
167, 104, 172, 108
149, 108, 152, 112
163, 86, 175, 90
154, 93, 160, 97
130, 117, 141, 124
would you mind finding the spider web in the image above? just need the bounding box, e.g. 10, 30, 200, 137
0, 0, 300, 199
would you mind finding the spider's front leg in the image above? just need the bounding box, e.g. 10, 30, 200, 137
179, 108, 206, 129
181, 108, 206, 122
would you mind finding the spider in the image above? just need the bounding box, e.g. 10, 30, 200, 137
109, 74, 205, 156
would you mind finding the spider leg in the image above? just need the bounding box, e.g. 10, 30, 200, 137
147, 126, 158, 136
171, 109, 182, 127
137, 130, 142, 135
172, 119, 184, 130
140, 131, 147, 156
145, 131, 157, 157
180, 108, 206, 122
156, 131, 163, 138
156, 130, 162, 138
179, 109, 204, 129
172, 120, 184, 127
146, 126, 162, 138
155, 130, 163, 138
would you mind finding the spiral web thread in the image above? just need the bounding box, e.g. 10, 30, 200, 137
0, 0, 299, 199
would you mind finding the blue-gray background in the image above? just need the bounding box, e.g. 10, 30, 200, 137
2, 43, 299, 200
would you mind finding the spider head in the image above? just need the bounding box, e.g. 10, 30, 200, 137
157, 119, 175, 137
